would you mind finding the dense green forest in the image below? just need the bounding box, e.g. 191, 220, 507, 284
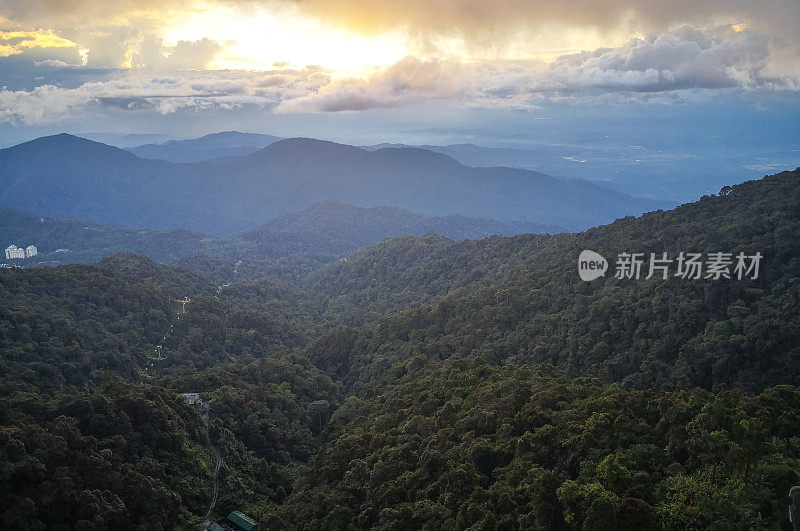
1, 375, 212, 529
308, 170, 800, 392
1, 169, 799, 529
277, 361, 800, 529
0, 253, 307, 394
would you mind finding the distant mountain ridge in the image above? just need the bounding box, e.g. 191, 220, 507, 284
128, 131, 282, 162
1, 201, 559, 275
246, 200, 565, 242
0, 133, 671, 234
224, 137, 670, 229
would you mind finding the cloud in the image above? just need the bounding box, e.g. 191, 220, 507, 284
0, 84, 93, 124
4, 0, 800, 64
0, 0, 191, 28
269, 0, 800, 54
0, 37, 96, 91
3, 0, 799, 77
0, 29, 78, 57
0, 2, 229, 69
0, 22, 796, 124
0, 67, 329, 124
274, 26, 800, 113
544, 25, 786, 93
161, 38, 222, 69
3, 0, 798, 40
276, 57, 469, 112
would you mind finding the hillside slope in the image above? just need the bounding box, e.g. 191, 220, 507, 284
0, 207, 209, 264
275, 169, 800, 530
0, 203, 561, 285
305, 169, 800, 391
0, 253, 337, 527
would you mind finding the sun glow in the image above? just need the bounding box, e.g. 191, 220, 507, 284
162, 4, 408, 74
159, 3, 637, 75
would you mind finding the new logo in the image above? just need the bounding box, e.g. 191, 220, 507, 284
578, 249, 608, 281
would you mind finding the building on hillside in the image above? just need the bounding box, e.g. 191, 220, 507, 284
209, 511, 259, 531
5, 245, 25, 260
226, 511, 258, 531
5, 244, 38, 260
181, 392, 201, 405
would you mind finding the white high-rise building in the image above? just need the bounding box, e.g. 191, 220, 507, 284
5, 244, 37, 260
5, 245, 25, 259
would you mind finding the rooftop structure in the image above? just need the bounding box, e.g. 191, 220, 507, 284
226, 511, 259, 531
208, 511, 260, 531
182, 392, 201, 405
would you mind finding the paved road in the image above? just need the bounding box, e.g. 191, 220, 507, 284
202, 403, 223, 529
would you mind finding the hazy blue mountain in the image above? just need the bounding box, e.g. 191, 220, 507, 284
128, 131, 282, 162
78, 132, 173, 147
0, 133, 230, 231
363, 142, 800, 202
249, 200, 566, 242
0, 134, 670, 234
230, 138, 671, 229
363, 142, 544, 167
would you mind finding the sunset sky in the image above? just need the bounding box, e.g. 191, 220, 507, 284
0, 0, 798, 160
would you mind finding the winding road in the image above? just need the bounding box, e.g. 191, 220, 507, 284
202, 402, 223, 529
163, 295, 223, 528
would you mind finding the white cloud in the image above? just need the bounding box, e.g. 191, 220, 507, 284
544, 25, 781, 93
0, 25, 797, 123
276, 57, 469, 112
273, 26, 799, 113
0, 68, 328, 124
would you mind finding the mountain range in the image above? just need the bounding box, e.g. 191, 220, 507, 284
0, 133, 670, 234
121, 131, 799, 202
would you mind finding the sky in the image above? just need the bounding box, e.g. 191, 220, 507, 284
0, 0, 798, 199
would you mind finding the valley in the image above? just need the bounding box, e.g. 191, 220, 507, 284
1, 168, 798, 528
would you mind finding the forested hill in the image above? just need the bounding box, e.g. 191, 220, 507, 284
0, 203, 560, 283
1, 169, 799, 529
278, 169, 800, 529
304, 232, 552, 327
0, 207, 209, 264
305, 169, 800, 391
0, 253, 308, 394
